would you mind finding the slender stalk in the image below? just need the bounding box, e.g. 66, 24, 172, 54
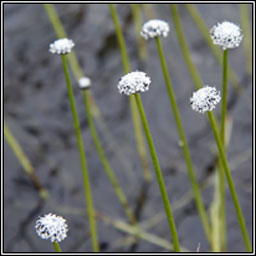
218, 49, 229, 250
155, 36, 212, 243
130, 4, 148, 61
4, 123, 33, 176
4, 123, 34, 176
239, 4, 252, 75
52, 241, 61, 252
170, 4, 202, 90
109, 4, 129, 73
109, 3, 152, 183
82, 90, 136, 224
61, 55, 99, 252
4, 122, 49, 200
141, 4, 156, 19
216, 149, 227, 252
210, 169, 222, 251
171, 5, 227, 250
97, 210, 188, 252
221, 50, 229, 144
207, 111, 251, 252
133, 93, 180, 251
129, 96, 152, 183
184, 4, 241, 93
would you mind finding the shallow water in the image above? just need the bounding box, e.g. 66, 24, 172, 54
4, 3, 252, 252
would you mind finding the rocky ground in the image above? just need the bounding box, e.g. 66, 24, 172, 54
4, 3, 252, 252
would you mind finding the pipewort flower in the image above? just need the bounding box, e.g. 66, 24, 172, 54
210, 21, 243, 50
78, 77, 91, 90
117, 71, 151, 95
35, 213, 68, 243
190, 86, 221, 113
49, 38, 75, 55
140, 19, 169, 40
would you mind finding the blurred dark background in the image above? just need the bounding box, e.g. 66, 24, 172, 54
4, 3, 252, 252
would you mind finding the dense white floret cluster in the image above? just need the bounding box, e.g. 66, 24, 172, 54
49, 38, 75, 55
141, 19, 169, 40
35, 213, 68, 243
210, 21, 243, 50
117, 71, 151, 95
190, 86, 221, 113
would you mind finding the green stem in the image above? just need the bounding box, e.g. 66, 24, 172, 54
170, 4, 202, 90
217, 159, 227, 252
52, 241, 61, 252
109, 4, 130, 74
4, 123, 34, 176
4, 122, 49, 201
82, 90, 136, 224
109, 3, 152, 183
141, 4, 156, 19
155, 36, 212, 243
130, 4, 147, 61
61, 55, 99, 252
129, 96, 152, 182
98, 211, 189, 252
133, 93, 180, 252
239, 4, 252, 75
207, 111, 251, 252
171, 5, 228, 249
221, 50, 229, 144
218, 49, 228, 250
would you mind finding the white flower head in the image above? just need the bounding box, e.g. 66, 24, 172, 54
190, 86, 221, 113
78, 77, 91, 90
49, 38, 75, 55
141, 19, 169, 40
35, 213, 68, 243
210, 21, 243, 50
117, 71, 151, 95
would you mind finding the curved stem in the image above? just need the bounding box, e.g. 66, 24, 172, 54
155, 36, 212, 243
61, 55, 99, 252
4, 122, 49, 200
134, 93, 180, 252
97, 211, 189, 251
208, 112, 251, 252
